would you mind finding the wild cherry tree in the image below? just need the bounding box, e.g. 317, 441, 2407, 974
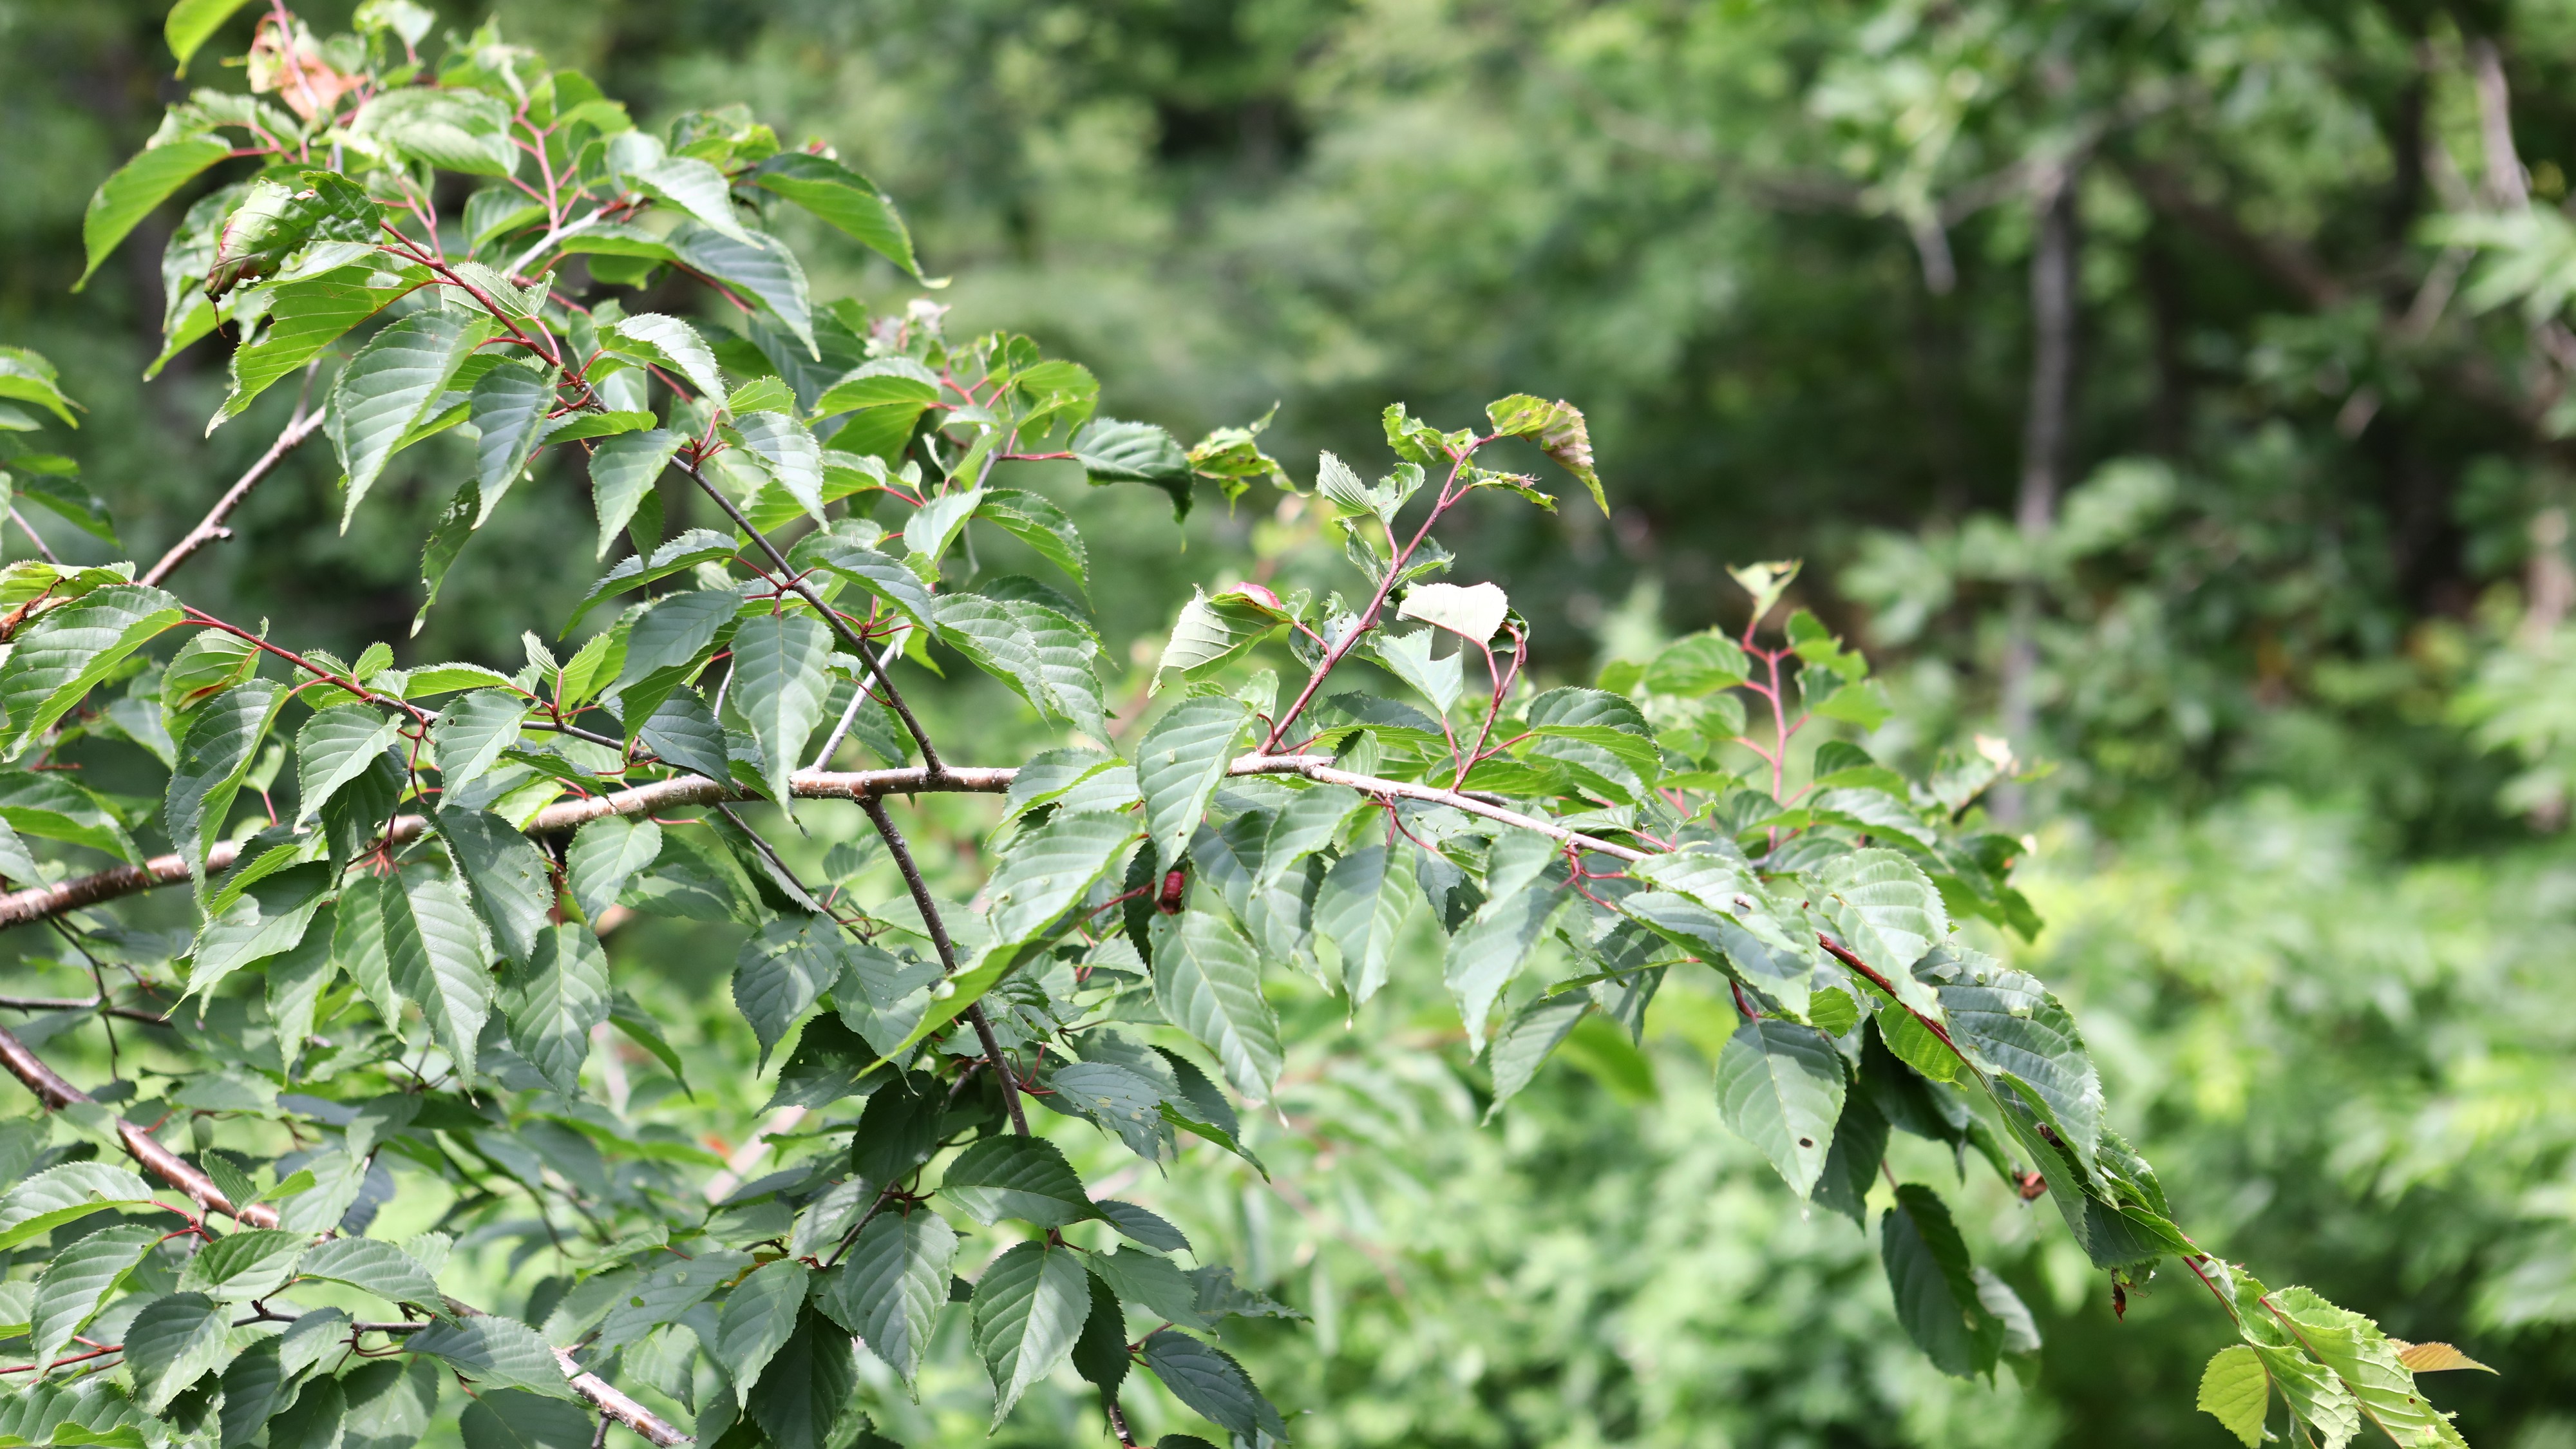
0, 4, 2498, 1447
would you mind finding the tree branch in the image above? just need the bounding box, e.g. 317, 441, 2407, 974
857, 792, 1030, 1136
0, 1018, 694, 1445
144, 375, 328, 587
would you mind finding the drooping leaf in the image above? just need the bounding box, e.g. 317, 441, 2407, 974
1880, 1182, 2001, 1379
1444, 870, 1569, 1041
1484, 990, 1592, 1121
440, 806, 554, 963
977, 490, 1088, 589
297, 1235, 445, 1314
166, 0, 256, 70
460, 1390, 595, 1449
986, 811, 1139, 948
734, 914, 844, 1066
1, 584, 185, 759
380, 872, 494, 1078
747, 1304, 857, 1449
295, 703, 402, 824
1137, 696, 1250, 870
409, 1315, 578, 1399
79, 136, 233, 289
499, 924, 612, 1094
188, 860, 332, 999
429, 689, 529, 793
1151, 588, 1285, 694
832, 1209, 956, 1385
941, 1136, 1099, 1229
565, 815, 661, 922
669, 225, 814, 359
728, 612, 832, 809
587, 429, 681, 560
971, 1241, 1090, 1428
1138, 1329, 1289, 1443
1715, 1017, 1847, 1198
124, 1293, 233, 1413
1315, 842, 1413, 1006
327, 310, 491, 530
2199, 1345, 2273, 1448
164, 679, 287, 880
714, 1259, 811, 1405
26, 1223, 158, 1370
1070, 1270, 1130, 1395
752, 153, 922, 276
175, 1229, 306, 1303
1150, 911, 1283, 1100
468, 365, 555, 520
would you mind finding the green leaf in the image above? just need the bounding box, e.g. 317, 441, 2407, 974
79, 137, 232, 289
28, 1223, 157, 1371
971, 1241, 1090, 1428
296, 703, 402, 823
1315, 843, 1413, 1006
0, 769, 138, 862
942, 1135, 1099, 1229
1819, 847, 1951, 989
1, 584, 185, 758
632, 155, 752, 242
1139, 1330, 1289, 1443
429, 689, 529, 792
440, 807, 554, 963
0, 1162, 159, 1252
220, 255, 431, 424
469, 366, 554, 520
1716, 1017, 1847, 1198
1445, 872, 1569, 1041
811, 365, 938, 457
798, 537, 940, 638
2268, 1285, 2468, 1449
1485, 991, 1591, 1121
987, 812, 1139, 947
328, 310, 492, 530
2199, 1345, 2272, 1448
587, 429, 681, 560
1074, 418, 1193, 516
752, 153, 922, 277
125, 1293, 232, 1413
381, 872, 495, 1078
607, 313, 726, 404
460, 1390, 596, 1449
189, 860, 332, 999
748, 1305, 857, 1449
164, 679, 287, 879
567, 815, 661, 921
352, 87, 517, 175
176, 1229, 305, 1303
571, 530, 737, 631
499, 923, 611, 1094
1880, 1182, 2001, 1379
1137, 696, 1250, 870
1070, 1270, 1130, 1395
594, 1250, 754, 1354
833, 1210, 956, 1385
1150, 911, 1283, 1100
409, 1315, 578, 1399
1812, 1088, 1891, 1228
614, 589, 740, 690
728, 612, 832, 809
1151, 588, 1285, 694
670, 225, 814, 358
714, 1260, 811, 1405
297, 1235, 445, 1313
1042, 1060, 1171, 1160
220, 1338, 294, 1448
1484, 394, 1605, 515
734, 915, 842, 1066
978, 490, 1088, 588
166, 0, 254, 70
1923, 946, 2103, 1168
0, 348, 77, 429
732, 410, 827, 523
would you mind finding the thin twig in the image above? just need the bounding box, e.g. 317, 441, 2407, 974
8, 510, 61, 567
144, 374, 328, 587
858, 792, 1030, 1136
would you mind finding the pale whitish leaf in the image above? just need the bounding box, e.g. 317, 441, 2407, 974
27, 1223, 156, 1370
298, 1235, 444, 1313
0, 1162, 159, 1251
566, 815, 661, 921
176, 1228, 305, 1303
2195, 1340, 2277, 1433
1396, 580, 1510, 645
1137, 695, 1249, 871
1883, 1182, 2002, 1381
1485, 991, 1591, 1121
469, 366, 553, 521
609, 313, 727, 404
715, 1260, 811, 1405
125, 1293, 232, 1412
328, 310, 491, 530
1138, 1329, 1289, 1442
410, 1315, 578, 1399
732, 411, 826, 522
941, 1135, 1100, 1229
1315, 843, 1413, 1006
460, 1390, 594, 1449
500, 925, 611, 1094
164, 678, 285, 878
588, 429, 681, 559
734, 915, 842, 1066
971, 1242, 1090, 1428
831, 1211, 955, 1384
1444, 871, 1567, 1041
440, 807, 554, 963
1715, 1018, 1846, 1198
728, 612, 832, 811
986, 811, 1139, 947
383, 873, 494, 1078
1372, 629, 1463, 716
296, 703, 402, 823
1150, 911, 1283, 1099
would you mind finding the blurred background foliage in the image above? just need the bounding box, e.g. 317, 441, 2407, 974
6, 0, 2576, 1443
